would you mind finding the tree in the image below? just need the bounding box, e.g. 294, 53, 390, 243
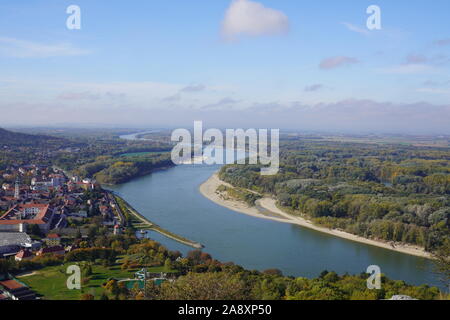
80, 293, 95, 300
83, 263, 93, 277
432, 238, 450, 289
104, 279, 120, 297
164, 258, 172, 272
100, 292, 109, 300
158, 272, 248, 300
87, 226, 98, 239
263, 269, 283, 276
0, 259, 14, 274
29, 224, 42, 237
75, 228, 82, 239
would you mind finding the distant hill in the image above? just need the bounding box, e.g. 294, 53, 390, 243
0, 128, 66, 147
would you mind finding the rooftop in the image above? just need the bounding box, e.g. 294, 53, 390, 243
39, 246, 64, 254
46, 233, 61, 239
0, 232, 32, 247
0, 279, 25, 290
15, 249, 33, 259
0, 203, 51, 225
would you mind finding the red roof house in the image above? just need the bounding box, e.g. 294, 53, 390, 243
15, 249, 33, 261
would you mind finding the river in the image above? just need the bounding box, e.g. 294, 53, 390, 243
107, 152, 443, 289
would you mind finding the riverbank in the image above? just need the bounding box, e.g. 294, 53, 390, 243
199, 173, 431, 259
111, 192, 204, 249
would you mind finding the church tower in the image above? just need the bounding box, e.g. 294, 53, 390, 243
14, 177, 20, 199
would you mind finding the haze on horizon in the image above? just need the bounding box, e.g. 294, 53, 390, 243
0, 0, 449, 134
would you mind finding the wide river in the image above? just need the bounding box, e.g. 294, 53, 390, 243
108, 133, 442, 289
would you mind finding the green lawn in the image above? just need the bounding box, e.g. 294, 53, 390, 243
19, 263, 138, 300
19, 262, 177, 300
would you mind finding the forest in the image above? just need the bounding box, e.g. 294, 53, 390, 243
219, 139, 450, 252
73, 153, 174, 184
0, 127, 174, 185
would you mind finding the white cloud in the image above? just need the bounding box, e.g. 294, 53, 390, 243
379, 53, 448, 75
0, 37, 90, 58
405, 54, 428, 64
417, 88, 450, 95
201, 97, 241, 109
341, 22, 369, 35
161, 93, 181, 103
8, 99, 450, 134
433, 38, 450, 46
221, 0, 289, 40
58, 92, 101, 101
379, 64, 439, 75
319, 56, 359, 70
304, 84, 324, 92
180, 84, 206, 93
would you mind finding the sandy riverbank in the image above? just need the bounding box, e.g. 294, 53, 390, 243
199, 173, 431, 259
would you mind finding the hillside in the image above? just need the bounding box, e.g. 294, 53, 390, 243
0, 128, 65, 147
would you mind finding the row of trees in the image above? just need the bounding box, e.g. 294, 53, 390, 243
128, 268, 442, 300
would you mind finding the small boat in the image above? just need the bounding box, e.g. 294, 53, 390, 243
139, 229, 148, 235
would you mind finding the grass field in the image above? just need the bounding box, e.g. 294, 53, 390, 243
19, 261, 178, 300
19, 263, 136, 300
18, 261, 178, 300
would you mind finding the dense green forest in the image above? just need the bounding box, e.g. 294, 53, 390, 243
74, 153, 174, 184
145, 268, 441, 300
219, 139, 450, 252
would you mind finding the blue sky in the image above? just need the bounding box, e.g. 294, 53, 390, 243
0, 0, 449, 133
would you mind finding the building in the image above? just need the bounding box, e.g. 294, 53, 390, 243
14, 178, 20, 199
0, 203, 54, 233
70, 210, 88, 218
113, 224, 122, 235
103, 220, 116, 227
44, 233, 61, 246
15, 249, 33, 262
0, 232, 36, 258
36, 245, 65, 256
0, 199, 10, 211
0, 280, 36, 300
30, 177, 51, 191
63, 196, 77, 207
48, 174, 66, 187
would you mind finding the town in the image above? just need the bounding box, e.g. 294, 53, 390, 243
0, 163, 124, 299
0, 127, 216, 301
